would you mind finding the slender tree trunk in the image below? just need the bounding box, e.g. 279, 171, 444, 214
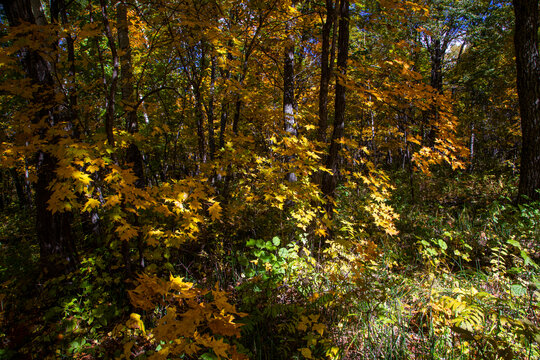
429, 39, 444, 93
322, 0, 349, 210
219, 101, 228, 150
9, 169, 27, 208
194, 85, 207, 164
469, 122, 475, 172
1, 0, 78, 276
208, 55, 217, 160
100, 0, 118, 147
283, 29, 297, 183
232, 97, 242, 135
117, 1, 145, 187
318, 0, 335, 144
117, 1, 147, 270
513, 0, 540, 202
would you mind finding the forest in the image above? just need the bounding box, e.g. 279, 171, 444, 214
0, 0, 539, 358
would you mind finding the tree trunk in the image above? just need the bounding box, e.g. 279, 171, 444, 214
1, 0, 78, 276
100, 0, 118, 147
322, 0, 349, 210
318, 0, 335, 144
117, 1, 147, 270
208, 55, 217, 160
284, 30, 297, 182
513, 0, 540, 202
117, 1, 145, 187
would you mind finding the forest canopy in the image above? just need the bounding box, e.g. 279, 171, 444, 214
0, 0, 539, 359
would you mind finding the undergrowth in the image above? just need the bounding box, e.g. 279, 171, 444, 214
1, 172, 539, 359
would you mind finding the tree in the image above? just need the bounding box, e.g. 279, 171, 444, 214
513, 0, 540, 202
322, 0, 349, 209
1, 0, 78, 276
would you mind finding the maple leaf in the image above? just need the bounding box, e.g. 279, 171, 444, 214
72, 170, 92, 185
208, 314, 241, 337
169, 274, 193, 292
116, 223, 139, 241
209, 337, 230, 359
82, 198, 100, 212
208, 201, 222, 221
190, 199, 202, 211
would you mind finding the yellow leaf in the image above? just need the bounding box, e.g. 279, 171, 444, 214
125, 313, 146, 335
312, 323, 325, 336
116, 223, 139, 241
208, 314, 241, 337
72, 170, 92, 185
297, 316, 309, 331
314, 227, 327, 237
105, 194, 121, 207
208, 201, 222, 221
214, 340, 231, 359
82, 198, 100, 212
169, 274, 193, 292
190, 199, 202, 211
300, 348, 313, 359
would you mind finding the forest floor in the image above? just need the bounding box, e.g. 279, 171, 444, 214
0, 170, 539, 359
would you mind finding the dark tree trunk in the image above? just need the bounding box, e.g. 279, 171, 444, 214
429, 39, 444, 93
322, 0, 349, 209
1, 0, 78, 276
283, 31, 297, 183
194, 85, 207, 164
117, 1, 145, 187
425, 39, 446, 147
100, 0, 118, 147
208, 55, 217, 160
117, 1, 146, 270
318, 0, 335, 144
513, 0, 540, 202
219, 101, 228, 150
233, 97, 242, 135
10, 168, 28, 208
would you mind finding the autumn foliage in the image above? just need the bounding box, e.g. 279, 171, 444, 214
0, 0, 538, 359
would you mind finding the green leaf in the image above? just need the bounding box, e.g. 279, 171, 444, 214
272, 236, 280, 246
510, 284, 527, 297
507, 239, 520, 248
438, 239, 448, 250
200, 352, 218, 360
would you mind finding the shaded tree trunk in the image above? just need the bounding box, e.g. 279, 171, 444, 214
1, 0, 78, 276
117, 1, 147, 270
100, 0, 118, 147
117, 1, 145, 187
284, 27, 298, 183
513, 0, 540, 202
10, 168, 28, 208
322, 0, 349, 210
318, 0, 335, 144
208, 55, 217, 160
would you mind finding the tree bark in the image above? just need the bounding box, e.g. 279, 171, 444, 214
513, 0, 540, 202
100, 0, 119, 147
208, 55, 217, 160
1, 0, 78, 276
318, 0, 335, 144
283, 28, 297, 182
117, 1, 145, 187
322, 0, 349, 210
